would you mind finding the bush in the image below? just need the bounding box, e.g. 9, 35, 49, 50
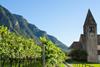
68, 49, 87, 62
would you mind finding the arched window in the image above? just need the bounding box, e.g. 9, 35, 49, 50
89, 26, 94, 33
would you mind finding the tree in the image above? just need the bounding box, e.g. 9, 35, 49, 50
0, 26, 42, 66
68, 49, 88, 61
40, 36, 66, 67
0, 26, 66, 67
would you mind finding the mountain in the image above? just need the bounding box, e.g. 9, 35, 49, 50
0, 5, 68, 52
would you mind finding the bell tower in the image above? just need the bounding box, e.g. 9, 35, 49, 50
83, 9, 98, 62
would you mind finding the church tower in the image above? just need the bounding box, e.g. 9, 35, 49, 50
83, 9, 98, 62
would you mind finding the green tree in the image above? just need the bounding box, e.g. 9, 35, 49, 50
40, 36, 66, 67
68, 49, 87, 62
0, 26, 42, 66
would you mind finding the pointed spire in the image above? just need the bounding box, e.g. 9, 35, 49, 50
84, 9, 96, 26
87, 9, 94, 19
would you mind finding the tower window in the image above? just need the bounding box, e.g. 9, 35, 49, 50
89, 27, 94, 32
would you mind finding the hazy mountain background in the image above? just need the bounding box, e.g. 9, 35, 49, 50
0, 5, 68, 52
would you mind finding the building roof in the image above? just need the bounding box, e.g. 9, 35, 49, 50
84, 9, 96, 27
69, 42, 82, 49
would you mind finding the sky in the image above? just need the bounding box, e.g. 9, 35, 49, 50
0, 0, 100, 47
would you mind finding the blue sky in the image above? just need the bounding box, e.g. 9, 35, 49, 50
0, 0, 100, 47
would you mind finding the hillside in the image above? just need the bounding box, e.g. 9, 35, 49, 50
0, 5, 68, 52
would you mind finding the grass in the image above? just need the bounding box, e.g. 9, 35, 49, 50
66, 59, 100, 67
58, 63, 66, 67
72, 64, 100, 67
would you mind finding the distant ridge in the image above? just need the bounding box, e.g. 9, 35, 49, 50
0, 5, 68, 52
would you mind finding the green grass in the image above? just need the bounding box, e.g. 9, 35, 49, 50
72, 64, 100, 67
0, 61, 68, 67
58, 63, 66, 67
66, 59, 100, 67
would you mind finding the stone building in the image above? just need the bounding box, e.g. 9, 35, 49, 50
70, 9, 100, 62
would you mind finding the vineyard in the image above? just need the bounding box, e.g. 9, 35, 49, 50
0, 26, 66, 67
